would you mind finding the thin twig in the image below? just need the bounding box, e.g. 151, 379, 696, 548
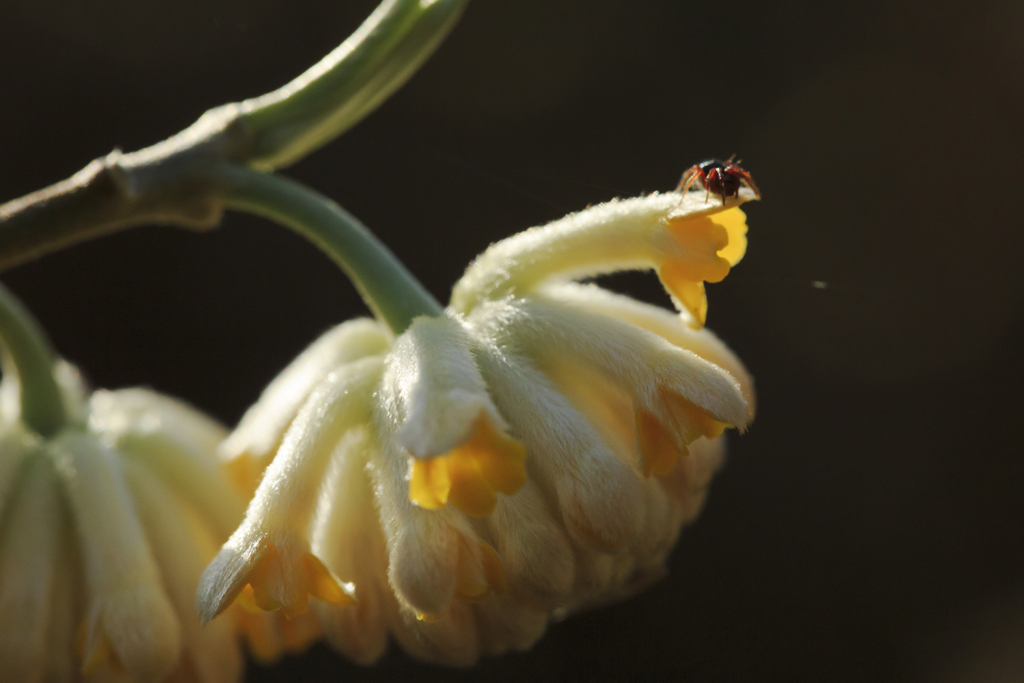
0, 0, 467, 272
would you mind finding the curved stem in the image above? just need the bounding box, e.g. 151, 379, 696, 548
0, 284, 66, 436
241, 0, 469, 170
0, 0, 469, 272
210, 163, 442, 335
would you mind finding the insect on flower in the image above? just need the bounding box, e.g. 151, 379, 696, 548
676, 157, 761, 204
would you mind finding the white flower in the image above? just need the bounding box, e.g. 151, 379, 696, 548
201, 189, 756, 665
0, 361, 249, 683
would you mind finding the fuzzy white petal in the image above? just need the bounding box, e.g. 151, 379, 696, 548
385, 315, 505, 458
43, 522, 81, 683
310, 430, 390, 665
482, 481, 575, 600
471, 339, 647, 551
0, 423, 35, 521
370, 436, 465, 614
90, 389, 244, 540
451, 190, 755, 314
543, 282, 755, 413
49, 431, 181, 683
528, 339, 683, 559
220, 319, 389, 468
371, 395, 489, 615
88, 388, 225, 457
122, 458, 243, 683
197, 357, 381, 622
0, 455, 61, 683
471, 296, 749, 431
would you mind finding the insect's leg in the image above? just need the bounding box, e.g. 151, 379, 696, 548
741, 172, 761, 198
675, 166, 698, 192
675, 167, 701, 207
704, 169, 719, 203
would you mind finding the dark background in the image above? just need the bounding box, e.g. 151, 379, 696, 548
2, 1, 1023, 680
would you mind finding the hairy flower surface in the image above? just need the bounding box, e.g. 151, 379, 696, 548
201, 189, 757, 665
0, 361, 251, 683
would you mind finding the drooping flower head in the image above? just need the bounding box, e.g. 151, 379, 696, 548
0, 285, 254, 682
200, 187, 757, 665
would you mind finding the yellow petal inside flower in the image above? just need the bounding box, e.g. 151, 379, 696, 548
474, 424, 529, 497
713, 207, 749, 266
447, 456, 498, 519
656, 213, 746, 327
705, 420, 728, 439
455, 540, 508, 602
664, 216, 732, 283
76, 621, 123, 676
242, 543, 354, 619
636, 390, 732, 478
223, 452, 260, 497
235, 585, 262, 614
657, 270, 708, 327
408, 418, 527, 518
416, 611, 444, 622
478, 541, 508, 596
636, 409, 686, 477
661, 390, 731, 443
409, 457, 451, 510
455, 549, 488, 601
303, 553, 355, 607
248, 546, 285, 613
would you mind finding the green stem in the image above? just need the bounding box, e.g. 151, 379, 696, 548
0, 284, 66, 436
0, 0, 469, 272
210, 163, 442, 334
240, 0, 469, 170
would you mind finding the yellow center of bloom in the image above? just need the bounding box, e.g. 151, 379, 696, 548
236, 543, 355, 619
658, 208, 749, 327
408, 417, 527, 517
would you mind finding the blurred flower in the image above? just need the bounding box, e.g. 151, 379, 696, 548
201, 189, 756, 665
0, 358, 251, 682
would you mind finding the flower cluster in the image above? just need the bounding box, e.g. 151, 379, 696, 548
0, 359, 254, 682
0, 0, 763, 672
199, 188, 757, 665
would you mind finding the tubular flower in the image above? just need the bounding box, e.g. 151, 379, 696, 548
0, 362, 249, 683
201, 188, 757, 665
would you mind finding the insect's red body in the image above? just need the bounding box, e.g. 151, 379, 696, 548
676, 157, 760, 204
